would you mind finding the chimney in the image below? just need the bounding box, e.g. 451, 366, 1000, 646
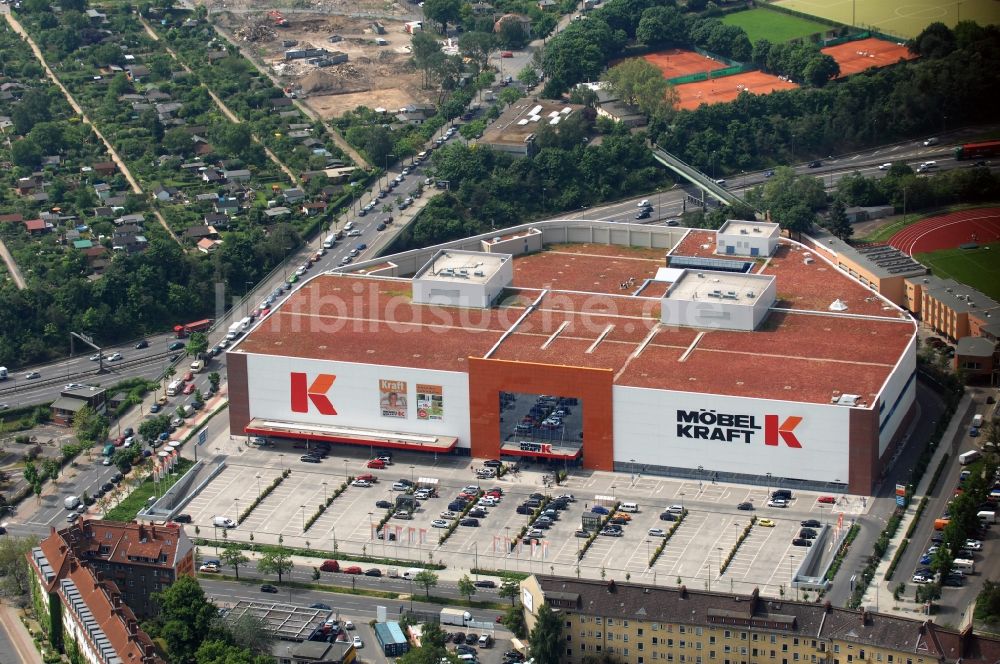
112, 594, 122, 608
824, 600, 832, 613
128, 619, 138, 635
861, 609, 870, 625
607, 580, 616, 593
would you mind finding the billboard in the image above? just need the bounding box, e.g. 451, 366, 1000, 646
244, 354, 471, 446
380, 379, 408, 418
612, 386, 851, 483
416, 384, 444, 420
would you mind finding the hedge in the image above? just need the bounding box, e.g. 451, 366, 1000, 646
237, 469, 290, 525
884, 538, 909, 582
719, 516, 757, 574
648, 510, 687, 567
577, 502, 621, 561
438, 488, 485, 545
303, 479, 350, 532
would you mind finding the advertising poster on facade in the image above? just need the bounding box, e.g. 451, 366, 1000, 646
379, 379, 408, 418
416, 384, 444, 420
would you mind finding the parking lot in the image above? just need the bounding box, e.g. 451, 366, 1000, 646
180, 437, 866, 592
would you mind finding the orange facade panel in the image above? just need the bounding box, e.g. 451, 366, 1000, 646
468, 357, 614, 471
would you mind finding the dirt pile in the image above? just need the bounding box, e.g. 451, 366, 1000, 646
235, 18, 276, 43
299, 63, 366, 92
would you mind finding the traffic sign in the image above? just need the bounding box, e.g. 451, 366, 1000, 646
896, 494, 906, 507
198, 429, 207, 445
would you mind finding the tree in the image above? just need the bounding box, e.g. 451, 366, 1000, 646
635, 6, 686, 47
517, 65, 540, 89
22, 461, 39, 489
975, 580, 1000, 624
42, 458, 59, 481
528, 603, 564, 664
423, 0, 461, 33
150, 575, 225, 663
502, 604, 527, 638
73, 405, 109, 446
257, 548, 293, 582
10, 138, 42, 169
825, 199, 853, 241
498, 574, 519, 605
457, 574, 476, 601
208, 372, 221, 390
911, 22, 956, 59
413, 569, 439, 598
498, 20, 528, 50
224, 611, 274, 657
0, 535, 40, 600
221, 543, 249, 579
186, 332, 209, 359
604, 58, 671, 117
458, 31, 495, 70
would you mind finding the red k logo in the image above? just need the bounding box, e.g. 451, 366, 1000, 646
290, 372, 337, 415
764, 415, 802, 448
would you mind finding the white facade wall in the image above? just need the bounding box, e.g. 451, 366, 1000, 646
612, 386, 852, 484
245, 354, 472, 447
61, 601, 105, 664
877, 334, 918, 457
660, 278, 776, 332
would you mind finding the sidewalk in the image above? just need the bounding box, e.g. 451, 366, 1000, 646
859, 390, 972, 617
0, 604, 44, 664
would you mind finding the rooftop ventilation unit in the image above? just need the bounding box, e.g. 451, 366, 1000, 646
753, 227, 761, 233
474, 270, 485, 277
739, 229, 748, 234
829, 299, 848, 311
747, 291, 755, 298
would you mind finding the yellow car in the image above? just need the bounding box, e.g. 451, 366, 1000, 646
612, 513, 632, 521
758, 519, 776, 527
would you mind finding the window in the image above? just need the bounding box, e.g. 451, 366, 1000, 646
710, 652, 716, 660
597, 618, 603, 625
794, 639, 800, 646
680, 626, 686, 634
860, 651, 865, 660
625, 635, 630, 643
681, 656, 686, 663
724, 646, 732, 654
794, 654, 800, 661
710, 637, 717, 645
653, 638, 659, 646
697, 657, 702, 664
608, 619, 615, 626
725, 631, 732, 639
567, 636, 572, 643
753, 650, 759, 657
771, 650, 776, 658
639, 658, 644, 664
669, 640, 674, 647
753, 635, 759, 642
887, 656, 893, 663
639, 643, 645, 651
877, 655, 882, 662
697, 643, 703, 651
625, 621, 630, 627
771, 636, 777, 644
680, 641, 686, 649
783, 645, 789, 652
847, 656, 853, 662
834, 646, 841, 654
625, 650, 629, 657
596, 632, 602, 639
667, 655, 673, 662
697, 628, 703, 636
741, 633, 748, 641
566, 622, 572, 628
639, 629, 645, 637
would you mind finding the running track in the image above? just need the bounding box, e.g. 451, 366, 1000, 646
889, 208, 1000, 256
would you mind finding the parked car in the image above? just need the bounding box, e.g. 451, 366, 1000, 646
590, 505, 609, 515
342, 566, 363, 575
737, 502, 754, 510
260, 584, 278, 593
758, 519, 776, 527
432, 519, 449, 528
767, 498, 788, 508
460, 518, 480, 527
792, 538, 812, 547
364, 568, 382, 577
474, 580, 496, 588
659, 512, 677, 521
648, 528, 667, 537
801, 519, 821, 528
817, 495, 836, 504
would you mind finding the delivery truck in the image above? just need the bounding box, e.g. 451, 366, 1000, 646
440, 608, 472, 626
225, 321, 243, 340
960, 450, 982, 465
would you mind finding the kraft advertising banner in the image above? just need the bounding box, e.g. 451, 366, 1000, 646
379, 379, 408, 418
416, 384, 444, 420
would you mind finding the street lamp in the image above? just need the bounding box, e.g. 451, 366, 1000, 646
766, 472, 772, 496
410, 465, 415, 485
344, 459, 350, 481
279, 454, 284, 470
301, 504, 306, 531
234, 498, 240, 522
255, 473, 262, 498
717, 547, 722, 577
698, 465, 704, 491
383, 153, 396, 189
322, 481, 328, 503
789, 555, 796, 600
368, 512, 373, 540
474, 542, 479, 577
630, 458, 636, 485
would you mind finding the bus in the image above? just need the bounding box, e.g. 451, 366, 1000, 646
173, 319, 212, 338
954, 140, 1000, 160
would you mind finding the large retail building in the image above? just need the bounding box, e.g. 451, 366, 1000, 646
227, 220, 917, 494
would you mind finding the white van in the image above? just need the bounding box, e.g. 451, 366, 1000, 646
973, 414, 984, 428
953, 558, 975, 571
458, 654, 477, 663
190, 359, 204, 373
64, 496, 80, 510
213, 516, 236, 528
977, 510, 996, 524
166, 380, 183, 396
960, 450, 982, 465
323, 233, 337, 249
402, 568, 422, 580
620, 502, 639, 513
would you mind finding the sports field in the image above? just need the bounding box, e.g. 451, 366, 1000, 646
721, 7, 830, 43
915, 247, 1000, 302
821, 37, 918, 77
771, 0, 999, 39
674, 71, 799, 110
642, 49, 728, 80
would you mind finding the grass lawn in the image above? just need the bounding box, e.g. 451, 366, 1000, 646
721, 8, 829, 43
105, 457, 195, 521
772, 0, 997, 40
915, 246, 1000, 302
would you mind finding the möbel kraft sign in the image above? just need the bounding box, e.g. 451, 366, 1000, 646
675, 409, 802, 447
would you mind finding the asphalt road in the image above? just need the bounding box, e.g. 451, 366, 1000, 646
889, 387, 999, 622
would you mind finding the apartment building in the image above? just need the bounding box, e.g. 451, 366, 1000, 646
521, 576, 1000, 664
28, 521, 165, 664
34, 519, 195, 618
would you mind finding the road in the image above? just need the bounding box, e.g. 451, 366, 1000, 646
0, 238, 25, 290
885, 386, 998, 621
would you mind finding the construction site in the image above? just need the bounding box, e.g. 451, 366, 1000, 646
215, 6, 434, 119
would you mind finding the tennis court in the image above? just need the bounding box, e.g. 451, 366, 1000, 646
641, 49, 728, 80
821, 37, 917, 77
674, 71, 799, 110
771, 0, 998, 39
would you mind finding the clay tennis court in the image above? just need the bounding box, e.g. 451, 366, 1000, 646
642, 49, 728, 80
889, 208, 1000, 255
822, 37, 917, 78
674, 71, 799, 110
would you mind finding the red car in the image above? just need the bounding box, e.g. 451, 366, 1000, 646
355, 473, 377, 483
320, 560, 339, 572
183, 383, 196, 395
342, 566, 363, 575
817, 495, 836, 504
366, 459, 386, 469
183, 371, 194, 382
